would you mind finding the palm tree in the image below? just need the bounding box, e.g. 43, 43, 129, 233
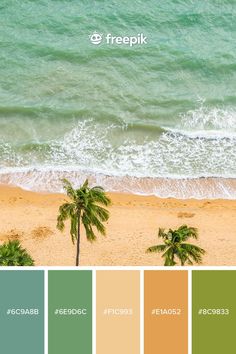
0, 240, 34, 266
57, 179, 111, 266
146, 225, 205, 266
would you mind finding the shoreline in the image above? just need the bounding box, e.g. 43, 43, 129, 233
0, 172, 236, 199
0, 185, 236, 266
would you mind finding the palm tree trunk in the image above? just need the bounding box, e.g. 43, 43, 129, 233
76, 210, 81, 266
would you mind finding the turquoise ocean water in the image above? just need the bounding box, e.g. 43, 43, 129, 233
0, 0, 236, 198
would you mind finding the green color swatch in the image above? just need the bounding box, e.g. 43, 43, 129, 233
192, 271, 236, 354
0, 270, 44, 354
48, 270, 92, 354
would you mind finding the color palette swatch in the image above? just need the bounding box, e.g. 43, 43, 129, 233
144, 271, 188, 354
48, 270, 92, 354
0, 269, 236, 353
96, 271, 140, 354
192, 271, 236, 354
0, 271, 44, 354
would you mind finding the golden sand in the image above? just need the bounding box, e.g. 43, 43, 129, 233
0, 185, 236, 266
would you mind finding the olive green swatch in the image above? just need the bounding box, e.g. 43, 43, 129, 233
48, 270, 92, 354
192, 270, 236, 354
0, 270, 44, 354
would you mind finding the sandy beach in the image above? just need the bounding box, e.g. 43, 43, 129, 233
0, 185, 236, 266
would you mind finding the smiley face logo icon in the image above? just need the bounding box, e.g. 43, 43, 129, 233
89, 32, 103, 45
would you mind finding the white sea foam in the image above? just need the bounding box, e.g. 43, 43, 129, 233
163, 105, 236, 139
0, 106, 236, 198
180, 105, 236, 130
47, 117, 236, 180
0, 167, 236, 199
162, 127, 236, 139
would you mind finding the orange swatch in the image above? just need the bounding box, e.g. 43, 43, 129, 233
144, 271, 188, 354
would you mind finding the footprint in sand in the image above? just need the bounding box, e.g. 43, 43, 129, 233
0, 229, 23, 241
177, 212, 195, 218
31, 227, 53, 240
200, 201, 211, 208
9, 197, 18, 204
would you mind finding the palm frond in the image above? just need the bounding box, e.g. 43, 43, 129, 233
177, 225, 198, 241
90, 187, 111, 206
162, 247, 176, 266
174, 247, 190, 266
62, 178, 77, 201
90, 204, 110, 222
70, 214, 78, 244
158, 228, 166, 239
57, 202, 76, 231
82, 214, 97, 242
146, 244, 168, 253
181, 243, 205, 264
82, 179, 89, 189
82, 210, 106, 237
57, 214, 65, 231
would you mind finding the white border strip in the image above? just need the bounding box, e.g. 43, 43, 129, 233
140, 269, 144, 354
188, 270, 192, 354
92, 269, 96, 354
3, 266, 236, 271
44, 269, 48, 354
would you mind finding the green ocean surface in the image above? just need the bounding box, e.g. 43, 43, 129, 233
0, 0, 236, 197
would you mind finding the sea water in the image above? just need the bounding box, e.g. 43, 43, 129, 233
0, 0, 236, 198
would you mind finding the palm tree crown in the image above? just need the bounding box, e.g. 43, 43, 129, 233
146, 225, 205, 266
57, 179, 111, 265
0, 240, 34, 266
